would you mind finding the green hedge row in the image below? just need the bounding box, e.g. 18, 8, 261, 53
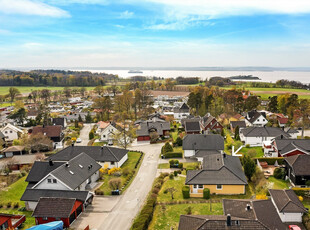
203, 188, 210, 199
292, 188, 310, 197
182, 186, 190, 199
254, 157, 285, 165
164, 152, 183, 158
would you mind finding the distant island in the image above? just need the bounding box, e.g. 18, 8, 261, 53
128, 70, 143, 73
229, 75, 261, 80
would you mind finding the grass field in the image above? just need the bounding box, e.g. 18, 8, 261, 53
0, 86, 96, 95
0, 176, 35, 229
148, 202, 223, 230
238, 146, 264, 158
267, 176, 290, 189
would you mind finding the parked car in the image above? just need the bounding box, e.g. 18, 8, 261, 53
76, 138, 82, 143
289, 225, 301, 230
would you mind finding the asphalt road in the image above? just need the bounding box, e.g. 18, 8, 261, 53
75, 123, 94, 146
99, 143, 163, 230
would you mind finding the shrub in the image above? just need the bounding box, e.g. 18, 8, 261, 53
175, 137, 183, 146
245, 144, 251, 148
109, 178, 122, 190
122, 167, 132, 177
256, 194, 267, 200
7, 202, 12, 208
182, 186, 190, 199
177, 170, 182, 174
152, 188, 160, 194
174, 171, 178, 177
163, 189, 168, 194
273, 168, 285, 179
0, 203, 3, 208
154, 183, 162, 190
203, 188, 210, 199
164, 152, 182, 158
169, 173, 174, 180
178, 163, 183, 169
254, 157, 285, 165
108, 167, 121, 175
89, 131, 94, 140
95, 189, 104, 195
13, 202, 19, 209
162, 142, 173, 154
185, 206, 192, 215
293, 188, 310, 197
306, 180, 310, 186
299, 196, 304, 202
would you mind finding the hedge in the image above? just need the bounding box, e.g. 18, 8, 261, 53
292, 188, 310, 197
164, 152, 183, 158
182, 186, 190, 199
254, 157, 285, 165
203, 188, 210, 199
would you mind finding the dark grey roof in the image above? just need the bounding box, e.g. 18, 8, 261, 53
186, 154, 247, 185
241, 127, 290, 138
21, 189, 90, 203
174, 103, 190, 113
0, 131, 5, 139
32, 197, 76, 218
230, 121, 246, 129
285, 155, 310, 176
269, 189, 307, 213
195, 149, 221, 157
136, 119, 170, 136
26, 161, 64, 183
181, 117, 201, 126
49, 152, 101, 190
48, 146, 128, 162
51, 117, 66, 127
182, 134, 224, 150
178, 215, 268, 230
275, 139, 310, 156
247, 110, 267, 124
184, 121, 201, 132
285, 127, 299, 134
223, 199, 287, 230
202, 114, 215, 126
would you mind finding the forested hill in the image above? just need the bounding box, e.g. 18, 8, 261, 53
0, 69, 118, 86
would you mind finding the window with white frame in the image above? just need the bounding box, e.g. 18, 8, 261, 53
216, 184, 222, 190
198, 185, 203, 189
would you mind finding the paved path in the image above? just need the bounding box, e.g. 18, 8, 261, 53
71, 143, 163, 230
76, 123, 94, 146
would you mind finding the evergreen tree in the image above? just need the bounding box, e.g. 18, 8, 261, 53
234, 126, 240, 141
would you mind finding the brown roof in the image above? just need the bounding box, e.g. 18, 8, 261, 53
32, 125, 62, 138
223, 199, 287, 230
269, 189, 307, 213
2, 145, 25, 153
32, 197, 76, 218
178, 215, 268, 230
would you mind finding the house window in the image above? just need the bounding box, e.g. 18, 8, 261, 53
42, 217, 48, 221
55, 218, 61, 221
103, 135, 106, 138
198, 185, 203, 189
111, 162, 115, 165
216, 184, 222, 190
53, 179, 57, 183
193, 185, 198, 189
47, 179, 52, 183
4, 131, 7, 134
10, 131, 12, 133
235, 220, 240, 226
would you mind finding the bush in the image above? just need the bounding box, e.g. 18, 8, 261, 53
182, 186, 190, 199
7, 202, 12, 208
255, 157, 284, 165
152, 188, 160, 194
169, 173, 174, 179
162, 142, 173, 154
178, 163, 183, 169
164, 152, 182, 158
13, 202, 19, 209
273, 168, 285, 179
89, 131, 94, 140
173, 171, 178, 177
169, 159, 179, 168
95, 189, 104, 195
306, 180, 310, 186
175, 137, 183, 146
203, 188, 210, 199
0, 203, 3, 208
293, 188, 310, 197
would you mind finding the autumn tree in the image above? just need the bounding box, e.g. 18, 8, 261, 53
8, 87, 20, 104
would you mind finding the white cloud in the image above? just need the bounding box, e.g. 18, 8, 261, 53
0, 0, 69, 17
47, 0, 108, 5
144, 0, 310, 18
22, 42, 44, 49
119, 10, 134, 19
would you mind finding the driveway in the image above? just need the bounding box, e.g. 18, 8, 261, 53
75, 123, 94, 146
71, 143, 163, 230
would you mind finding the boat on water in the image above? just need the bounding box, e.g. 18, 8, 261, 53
128, 70, 143, 73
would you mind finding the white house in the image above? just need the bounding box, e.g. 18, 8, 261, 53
240, 127, 290, 147
0, 123, 23, 142
245, 110, 268, 127
173, 103, 190, 120
269, 189, 308, 223
96, 121, 120, 145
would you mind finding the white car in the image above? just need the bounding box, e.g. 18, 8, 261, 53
76, 138, 82, 143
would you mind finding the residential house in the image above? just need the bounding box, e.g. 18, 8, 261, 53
2, 145, 26, 158
285, 155, 310, 187
27, 110, 38, 120
31, 125, 64, 149
223, 199, 287, 230
229, 113, 245, 122
201, 113, 223, 133
51, 118, 67, 129
285, 127, 300, 139
0, 123, 23, 142
240, 127, 290, 147
183, 134, 224, 160
7, 154, 40, 171
230, 120, 246, 133
26, 152, 101, 192
48, 145, 129, 168
32, 197, 83, 228
0, 214, 25, 230
96, 121, 119, 145
185, 153, 247, 196
136, 118, 170, 143
0, 131, 5, 148
278, 117, 289, 128
245, 110, 268, 127
173, 103, 190, 120
183, 120, 201, 134
21, 189, 92, 211
269, 189, 308, 222
266, 138, 310, 157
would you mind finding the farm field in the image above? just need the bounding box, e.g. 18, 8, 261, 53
0, 86, 96, 95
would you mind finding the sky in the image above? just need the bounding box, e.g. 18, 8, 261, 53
1, 0, 310, 68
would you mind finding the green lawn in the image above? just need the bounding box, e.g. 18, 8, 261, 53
97, 151, 143, 195
148, 202, 223, 230
158, 163, 170, 169
0, 86, 96, 95
0, 176, 36, 229
170, 132, 178, 142
267, 176, 290, 189
238, 147, 264, 158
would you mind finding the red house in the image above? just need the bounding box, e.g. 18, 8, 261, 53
33, 197, 83, 228
271, 138, 310, 157
201, 113, 223, 133
0, 214, 25, 229
136, 118, 171, 143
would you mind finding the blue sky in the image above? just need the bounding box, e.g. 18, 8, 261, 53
1, 0, 310, 67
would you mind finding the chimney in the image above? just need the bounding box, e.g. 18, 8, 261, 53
65, 162, 69, 167
280, 134, 283, 139
223, 153, 226, 158
246, 204, 251, 211
72, 143, 74, 147
49, 159, 54, 166
101, 146, 104, 150
226, 214, 231, 226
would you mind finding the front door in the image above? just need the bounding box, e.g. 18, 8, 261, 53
193, 185, 198, 193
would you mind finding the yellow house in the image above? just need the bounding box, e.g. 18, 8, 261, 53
185, 154, 247, 197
